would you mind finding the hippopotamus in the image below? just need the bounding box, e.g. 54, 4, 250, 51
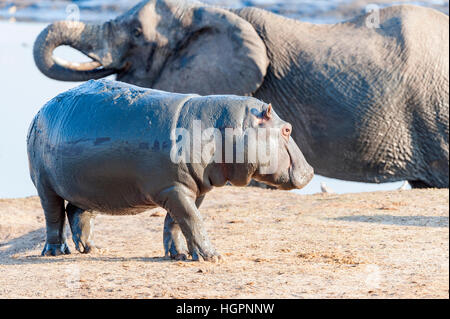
27, 79, 313, 261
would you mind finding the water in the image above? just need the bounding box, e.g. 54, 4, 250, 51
0, 1, 367, 23
1, 0, 447, 23
1, 0, 447, 198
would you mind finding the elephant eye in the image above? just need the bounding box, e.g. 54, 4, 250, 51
133, 27, 142, 38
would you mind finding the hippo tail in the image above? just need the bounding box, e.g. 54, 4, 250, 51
26, 111, 42, 186
26, 110, 42, 148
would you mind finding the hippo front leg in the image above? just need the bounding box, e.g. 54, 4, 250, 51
163, 195, 205, 260
158, 188, 220, 262
163, 214, 188, 260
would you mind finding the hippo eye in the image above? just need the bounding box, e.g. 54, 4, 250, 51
282, 126, 291, 138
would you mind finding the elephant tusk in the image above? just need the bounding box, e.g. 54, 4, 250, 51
52, 56, 103, 72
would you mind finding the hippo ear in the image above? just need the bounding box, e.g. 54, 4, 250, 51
253, 103, 273, 125
264, 104, 273, 120
153, 7, 269, 96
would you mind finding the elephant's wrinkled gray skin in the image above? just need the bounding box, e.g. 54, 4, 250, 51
27, 79, 313, 260
33, 0, 449, 188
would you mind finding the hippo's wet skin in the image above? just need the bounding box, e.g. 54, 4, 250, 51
27, 79, 313, 261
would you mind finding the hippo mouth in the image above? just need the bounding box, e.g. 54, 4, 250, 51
288, 164, 313, 189
287, 145, 314, 189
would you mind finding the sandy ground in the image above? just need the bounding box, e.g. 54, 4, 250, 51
0, 187, 448, 298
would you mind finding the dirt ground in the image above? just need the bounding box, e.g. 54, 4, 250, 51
0, 187, 448, 298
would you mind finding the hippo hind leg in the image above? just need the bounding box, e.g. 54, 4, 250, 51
163, 195, 205, 260
38, 187, 71, 256
66, 203, 96, 254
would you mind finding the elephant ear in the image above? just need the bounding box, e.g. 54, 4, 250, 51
153, 7, 269, 96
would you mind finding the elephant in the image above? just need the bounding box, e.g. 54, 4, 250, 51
33, 0, 449, 188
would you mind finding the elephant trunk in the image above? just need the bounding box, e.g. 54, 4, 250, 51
33, 21, 116, 81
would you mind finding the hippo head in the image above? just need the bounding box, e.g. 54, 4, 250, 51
245, 104, 314, 190
172, 98, 313, 191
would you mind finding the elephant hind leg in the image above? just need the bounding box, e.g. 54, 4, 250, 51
66, 203, 96, 253
409, 180, 433, 189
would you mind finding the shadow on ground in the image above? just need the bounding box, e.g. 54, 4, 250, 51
333, 215, 449, 227
0, 228, 169, 265
0, 228, 44, 262
1, 254, 170, 266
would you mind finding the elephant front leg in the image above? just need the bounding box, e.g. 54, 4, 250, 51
159, 189, 220, 262
66, 203, 96, 254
